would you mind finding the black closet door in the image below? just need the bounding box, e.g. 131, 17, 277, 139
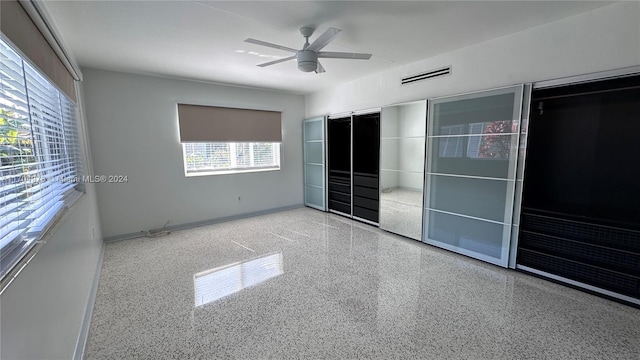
327, 117, 352, 215
518, 75, 640, 302
352, 113, 380, 223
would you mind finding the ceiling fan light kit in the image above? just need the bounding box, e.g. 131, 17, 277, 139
297, 50, 318, 72
245, 27, 372, 74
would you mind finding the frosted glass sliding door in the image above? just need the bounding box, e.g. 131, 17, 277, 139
303, 117, 326, 211
424, 86, 523, 267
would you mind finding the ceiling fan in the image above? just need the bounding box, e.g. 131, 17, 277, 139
245, 27, 372, 73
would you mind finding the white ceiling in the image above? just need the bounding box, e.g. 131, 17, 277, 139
43, 1, 612, 94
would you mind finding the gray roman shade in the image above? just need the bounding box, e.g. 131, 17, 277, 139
0, 0, 77, 102
178, 104, 282, 142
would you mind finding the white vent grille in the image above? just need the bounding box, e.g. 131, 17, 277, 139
401, 66, 451, 85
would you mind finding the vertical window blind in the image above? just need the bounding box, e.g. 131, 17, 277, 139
0, 38, 81, 279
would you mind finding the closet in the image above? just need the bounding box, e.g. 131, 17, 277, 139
518, 75, 640, 303
327, 116, 352, 216
303, 68, 640, 306
352, 113, 380, 223
327, 111, 380, 224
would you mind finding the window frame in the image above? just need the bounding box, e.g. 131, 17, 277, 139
182, 141, 281, 177
0, 36, 83, 284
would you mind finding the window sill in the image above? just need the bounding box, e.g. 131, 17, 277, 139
185, 167, 280, 177
0, 190, 86, 295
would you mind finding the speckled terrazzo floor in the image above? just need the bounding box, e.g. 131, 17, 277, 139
85, 208, 640, 359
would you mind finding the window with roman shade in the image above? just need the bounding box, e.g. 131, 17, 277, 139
177, 104, 282, 176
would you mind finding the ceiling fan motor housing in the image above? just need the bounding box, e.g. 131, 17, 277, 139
246, 27, 371, 73
297, 50, 318, 72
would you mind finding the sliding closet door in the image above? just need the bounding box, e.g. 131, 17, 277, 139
303, 117, 326, 211
424, 86, 523, 267
327, 117, 352, 216
352, 112, 380, 224
379, 102, 426, 240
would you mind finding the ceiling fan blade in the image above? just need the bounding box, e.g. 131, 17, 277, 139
257, 55, 296, 67
244, 38, 297, 53
318, 52, 372, 60
306, 27, 341, 52
315, 61, 326, 74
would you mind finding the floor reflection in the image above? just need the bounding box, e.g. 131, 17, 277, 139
194, 252, 283, 306
379, 188, 423, 240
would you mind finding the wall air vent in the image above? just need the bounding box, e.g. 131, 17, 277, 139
401, 66, 451, 85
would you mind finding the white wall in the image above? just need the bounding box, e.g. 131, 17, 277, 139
306, 2, 640, 116
1, 82, 104, 359
82, 69, 306, 239
0, 187, 103, 360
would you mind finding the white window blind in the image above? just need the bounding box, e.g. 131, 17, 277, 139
183, 142, 280, 176
0, 38, 81, 279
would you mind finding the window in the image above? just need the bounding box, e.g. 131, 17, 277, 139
438, 124, 464, 158
177, 104, 282, 176
0, 38, 81, 280
438, 122, 512, 159
183, 142, 280, 176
